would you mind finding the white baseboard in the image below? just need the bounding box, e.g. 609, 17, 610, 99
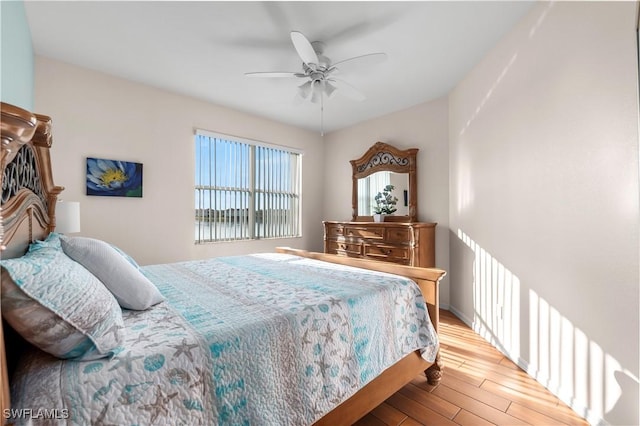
447, 305, 472, 326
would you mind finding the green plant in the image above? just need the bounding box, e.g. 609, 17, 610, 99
373, 184, 398, 214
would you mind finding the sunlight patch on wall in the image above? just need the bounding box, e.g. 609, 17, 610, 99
529, 289, 639, 423
458, 1, 555, 137
528, 1, 554, 39
454, 152, 474, 214
458, 52, 518, 137
457, 229, 520, 361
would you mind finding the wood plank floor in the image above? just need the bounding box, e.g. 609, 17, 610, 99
354, 310, 588, 426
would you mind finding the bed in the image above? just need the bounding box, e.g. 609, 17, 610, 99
0, 102, 445, 425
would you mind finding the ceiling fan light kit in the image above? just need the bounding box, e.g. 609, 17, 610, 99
245, 30, 387, 134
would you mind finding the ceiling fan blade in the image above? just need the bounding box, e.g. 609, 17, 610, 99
290, 31, 319, 68
245, 72, 304, 78
329, 78, 366, 102
331, 53, 387, 74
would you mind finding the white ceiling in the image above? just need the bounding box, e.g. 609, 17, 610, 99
25, 1, 534, 134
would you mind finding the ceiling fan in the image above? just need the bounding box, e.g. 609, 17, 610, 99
245, 31, 387, 105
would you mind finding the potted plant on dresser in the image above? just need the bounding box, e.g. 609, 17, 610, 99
372, 184, 398, 222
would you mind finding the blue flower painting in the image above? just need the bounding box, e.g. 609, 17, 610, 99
86, 158, 143, 197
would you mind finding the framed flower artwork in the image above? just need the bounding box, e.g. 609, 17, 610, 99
86, 157, 143, 197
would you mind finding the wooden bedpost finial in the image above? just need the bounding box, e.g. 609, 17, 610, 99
0, 102, 38, 166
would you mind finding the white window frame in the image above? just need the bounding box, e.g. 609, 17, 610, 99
195, 129, 302, 243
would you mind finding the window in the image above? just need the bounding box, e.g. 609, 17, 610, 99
357, 171, 391, 216
195, 131, 302, 243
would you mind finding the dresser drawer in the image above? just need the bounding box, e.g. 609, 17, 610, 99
363, 244, 409, 260
344, 226, 384, 240
326, 224, 345, 238
328, 240, 362, 256
385, 227, 412, 244
364, 252, 411, 266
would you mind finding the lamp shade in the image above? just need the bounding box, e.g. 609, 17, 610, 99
55, 201, 81, 234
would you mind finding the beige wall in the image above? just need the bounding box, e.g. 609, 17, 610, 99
448, 2, 639, 424
35, 57, 325, 265
323, 97, 450, 307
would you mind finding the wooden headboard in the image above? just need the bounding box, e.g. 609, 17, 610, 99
0, 102, 64, 416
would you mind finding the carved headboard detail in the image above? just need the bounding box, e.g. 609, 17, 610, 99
1, 103, 63, 259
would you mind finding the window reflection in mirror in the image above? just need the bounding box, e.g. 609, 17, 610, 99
357, 171, 409, 216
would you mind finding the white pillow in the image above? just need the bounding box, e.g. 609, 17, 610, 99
60, 236, 164, 310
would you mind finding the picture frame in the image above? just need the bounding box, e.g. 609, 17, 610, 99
86, 157, 143, 197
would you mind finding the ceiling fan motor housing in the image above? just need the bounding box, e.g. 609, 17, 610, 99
304, 64, 333, 83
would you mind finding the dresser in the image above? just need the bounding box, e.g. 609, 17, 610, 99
323, 221, 436, 267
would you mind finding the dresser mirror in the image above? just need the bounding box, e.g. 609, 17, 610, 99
357, 172, 410, 216
351, 142, 418, 222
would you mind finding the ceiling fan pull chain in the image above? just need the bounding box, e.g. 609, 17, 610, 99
320, 92, 324, 136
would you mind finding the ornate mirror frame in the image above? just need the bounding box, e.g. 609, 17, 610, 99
351, 142, 418, 222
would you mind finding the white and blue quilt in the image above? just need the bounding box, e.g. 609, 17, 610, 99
11, 253, 438, 425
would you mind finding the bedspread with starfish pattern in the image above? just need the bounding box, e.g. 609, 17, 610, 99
10, 253, 438, 425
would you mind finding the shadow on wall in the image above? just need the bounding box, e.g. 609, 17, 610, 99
453, 228, 639, 425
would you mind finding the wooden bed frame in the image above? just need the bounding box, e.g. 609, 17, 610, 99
0, 102, 445, 425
